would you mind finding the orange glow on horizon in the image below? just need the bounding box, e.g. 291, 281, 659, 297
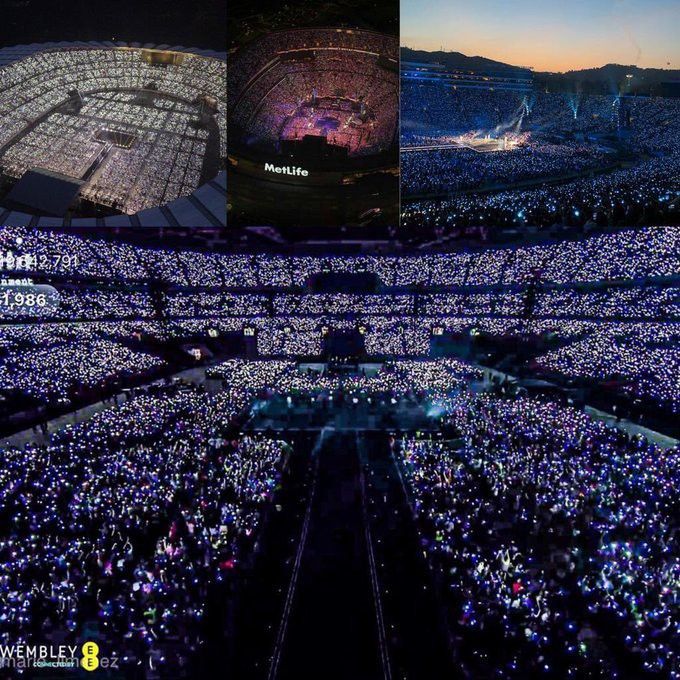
400, 1, 679, 74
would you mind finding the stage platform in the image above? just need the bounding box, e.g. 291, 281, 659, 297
245, 392, 441, 432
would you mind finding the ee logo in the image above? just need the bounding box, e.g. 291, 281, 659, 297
81, 641, 100, 672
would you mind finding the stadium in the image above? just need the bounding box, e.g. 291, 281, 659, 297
227, 28, 399, 230
0, 225, 678, 678
0, 42, 226, 227
400, 55, 680, 243
229, 29, 398, 159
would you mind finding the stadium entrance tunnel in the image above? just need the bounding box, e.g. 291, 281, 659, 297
306, 271, 382, 293
322, 328, 366, 360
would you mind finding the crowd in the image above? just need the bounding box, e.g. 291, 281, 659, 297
207, 358, 481, 398
535, 334, 680, 413
4, 315, 676, 414
402, 85, 631, 144
230, 49, 397, 157
229, 31, 397, 157
2, 226, 678, 288
0, 350, 677, 676
399, 393, 679, 677
0, 47, 225, 215
0, 375, 287, 677
229, 28, 397, 96
401, 143, 608, 195
2, 96, 208, 214
0, 47, 225, 155
0, 356, 483, 674
400, 82, 680, 235
402, 157, 679, 235
0, 338, 165, 407
5, 286, 676, 325
1, 226, 677, 414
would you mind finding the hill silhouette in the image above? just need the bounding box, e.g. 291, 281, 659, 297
400, 47, 680, 94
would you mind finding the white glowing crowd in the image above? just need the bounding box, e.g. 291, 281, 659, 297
0, 373, 286, 675
0, 47, 225, 214
0, 226, 677, 413
398, 393, 679, 677
0, 356, 676, 677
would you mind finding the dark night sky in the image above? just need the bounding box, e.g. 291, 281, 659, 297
229, 0, 399, 48
0, 0, 226, 50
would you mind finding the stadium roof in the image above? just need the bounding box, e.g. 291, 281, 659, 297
5, 169, 84, 216
0, 171, 226, 227
0, 41, 226, 68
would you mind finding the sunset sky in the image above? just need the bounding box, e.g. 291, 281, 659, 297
401, 0, 679, 72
